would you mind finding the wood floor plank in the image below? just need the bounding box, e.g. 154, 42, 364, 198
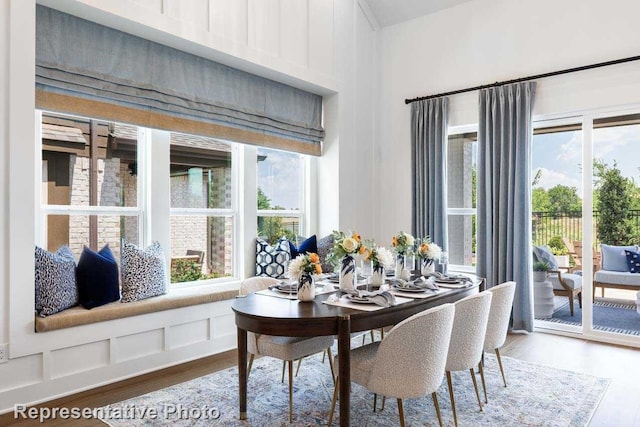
1, 333, 639, 426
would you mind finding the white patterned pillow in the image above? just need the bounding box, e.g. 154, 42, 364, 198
255, 237, 290, 278
121, 241, 167, 303
35, 245, 78, 317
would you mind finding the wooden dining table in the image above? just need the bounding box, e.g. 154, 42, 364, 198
231, 275, 484, 426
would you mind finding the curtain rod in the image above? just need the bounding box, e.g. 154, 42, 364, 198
404, 54, 640, 104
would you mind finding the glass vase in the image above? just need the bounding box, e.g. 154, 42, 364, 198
371, 265, 385, 288
394, 253, 405, 279
421, 258, 435, 276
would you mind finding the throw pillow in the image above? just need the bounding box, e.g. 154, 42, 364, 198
35, 245, 78, 317
625, 249, 640, 273
315, 234, 335, 273
77, 244, 120, 309
255, 237, 290, 278
289, 235, 318, 259
601, 244, 638, 272
532, 245, 558, 270
121, 241, 167, 303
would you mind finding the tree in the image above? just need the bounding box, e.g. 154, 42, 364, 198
547, 185, 581, 214
257, 187, 296, 244
595, 160, 633, 245
532, 188, 551, 212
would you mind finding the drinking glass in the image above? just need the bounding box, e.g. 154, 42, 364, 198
361, 259, 373, 291
439, 251, 449, 276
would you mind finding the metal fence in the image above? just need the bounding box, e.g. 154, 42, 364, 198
532, 210, 640, 246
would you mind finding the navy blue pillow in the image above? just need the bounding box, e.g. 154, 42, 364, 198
625, 249, 640, 273
288, 235, 318, 259
77, 245, 120, 309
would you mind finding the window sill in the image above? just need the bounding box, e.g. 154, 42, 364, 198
35, 282, 240, 333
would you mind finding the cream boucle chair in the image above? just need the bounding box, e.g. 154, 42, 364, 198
239, 277, 335, 423
328, 303, 455, 427
482, 281, 516, 400
445, 291, 492, 427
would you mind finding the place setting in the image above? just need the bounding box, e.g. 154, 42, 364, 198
323, 287, 413, 311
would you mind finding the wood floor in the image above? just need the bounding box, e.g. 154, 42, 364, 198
2, 332, 640, 426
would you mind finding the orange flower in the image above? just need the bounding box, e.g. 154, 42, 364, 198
358, 245, 367, 255
309, 253, 320, 263
420, 243, 429, 252
392, 236, 399, 246
352, 233, 361, 242
315, 264, 323, 275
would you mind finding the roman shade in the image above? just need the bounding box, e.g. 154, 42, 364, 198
35, 6, 324, 156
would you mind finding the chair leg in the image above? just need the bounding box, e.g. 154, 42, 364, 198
578, 290, 583, 308
569, 295, 575, 316
432, 392, 443, 427
328, 379, 339, 427
281, 360, 286, 383
397, 398, 405, 427
469, 368, 483, 412
247, 353, 255, 379
288, 360, 294, 423
322, 350, 326, 363
446, 371, 458, 427
381, 396, 386, 411
373, 393, 378, 412
478, 361, 488, 404
327, 347, 336, 386
370, 329, 375, 342
495, 348, 507, 387
295, 357, 303, 377
362, 334, 366, 346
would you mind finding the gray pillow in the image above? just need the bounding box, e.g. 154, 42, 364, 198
121, 241, 167, 303
35, 245, 78, 317
532, 245, 558, 270
601, 244, 638, 272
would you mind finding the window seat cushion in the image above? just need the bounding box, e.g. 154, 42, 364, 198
35, 282, 240, 332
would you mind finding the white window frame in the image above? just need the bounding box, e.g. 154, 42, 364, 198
446, 124, 478, 273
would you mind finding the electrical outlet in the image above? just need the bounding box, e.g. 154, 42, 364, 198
0, 343, 8, 364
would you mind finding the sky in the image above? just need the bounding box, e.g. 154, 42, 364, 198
532, 124, 640, 197
257, 147, 302, 210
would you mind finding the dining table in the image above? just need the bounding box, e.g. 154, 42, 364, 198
232, 273, 485, 426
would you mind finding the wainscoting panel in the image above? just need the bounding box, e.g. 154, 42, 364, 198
0, 353, 43, 393
50, 341, 109, 379
116, 329, 164, 363
169, 320, 209, 350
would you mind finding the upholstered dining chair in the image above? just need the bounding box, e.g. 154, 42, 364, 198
327, 303, 456, 427
445, 291, 492, 427
239, 277, 335, 423
481, 281, 516, 402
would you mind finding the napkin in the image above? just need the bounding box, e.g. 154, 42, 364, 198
344, 289, 396, 307
388, 277, 439, 291
270, 283, 298, 292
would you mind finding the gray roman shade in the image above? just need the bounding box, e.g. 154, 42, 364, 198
35, 6, 324, 155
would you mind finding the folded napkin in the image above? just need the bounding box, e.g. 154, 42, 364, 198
389, 277, 439, 291
344, 289, 396, 307
269, 283, 298, 292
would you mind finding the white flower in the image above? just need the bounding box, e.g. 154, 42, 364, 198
341, 237, 359, 254
406, 234, 415, 246
375, 247, 395, 269
426, 243, 442, 260
288, 255, 305, 278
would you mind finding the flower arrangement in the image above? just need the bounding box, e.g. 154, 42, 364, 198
288, 252, 322, 279
391, 231, 415, 256
366, 246, 395, 269
327, 230, 365, 265
416, 238, 442, 261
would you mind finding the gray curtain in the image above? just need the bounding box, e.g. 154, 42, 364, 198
411, 97, 449, 249
35, 6, 324, 148
477, 82, 536, 331
476, 82, 536, 331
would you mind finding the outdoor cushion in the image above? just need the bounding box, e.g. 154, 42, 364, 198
533, 245, 558, 270
601, 244, 638, 272
548, 273, 582, 291
625, 249, 640, 273
594, 270, 640, 286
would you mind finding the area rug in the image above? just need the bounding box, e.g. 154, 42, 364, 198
542, 300, 640, 336
99, 350, 609, 427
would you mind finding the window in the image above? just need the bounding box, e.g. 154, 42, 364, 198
256, 147, 305, 244
40, 112, 142, 262
447, 131, 477, 269
169, 133, 235, 283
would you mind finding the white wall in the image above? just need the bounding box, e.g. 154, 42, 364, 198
0, 0, 378, 414
377, 0, 640, 241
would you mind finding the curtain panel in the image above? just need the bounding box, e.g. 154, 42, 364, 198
411, 97, 449, 249
35, 6, 324, 156
477, 82, 536, 331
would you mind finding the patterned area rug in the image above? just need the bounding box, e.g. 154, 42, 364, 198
541, 300, 640, 336
99, 347, 609, 427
